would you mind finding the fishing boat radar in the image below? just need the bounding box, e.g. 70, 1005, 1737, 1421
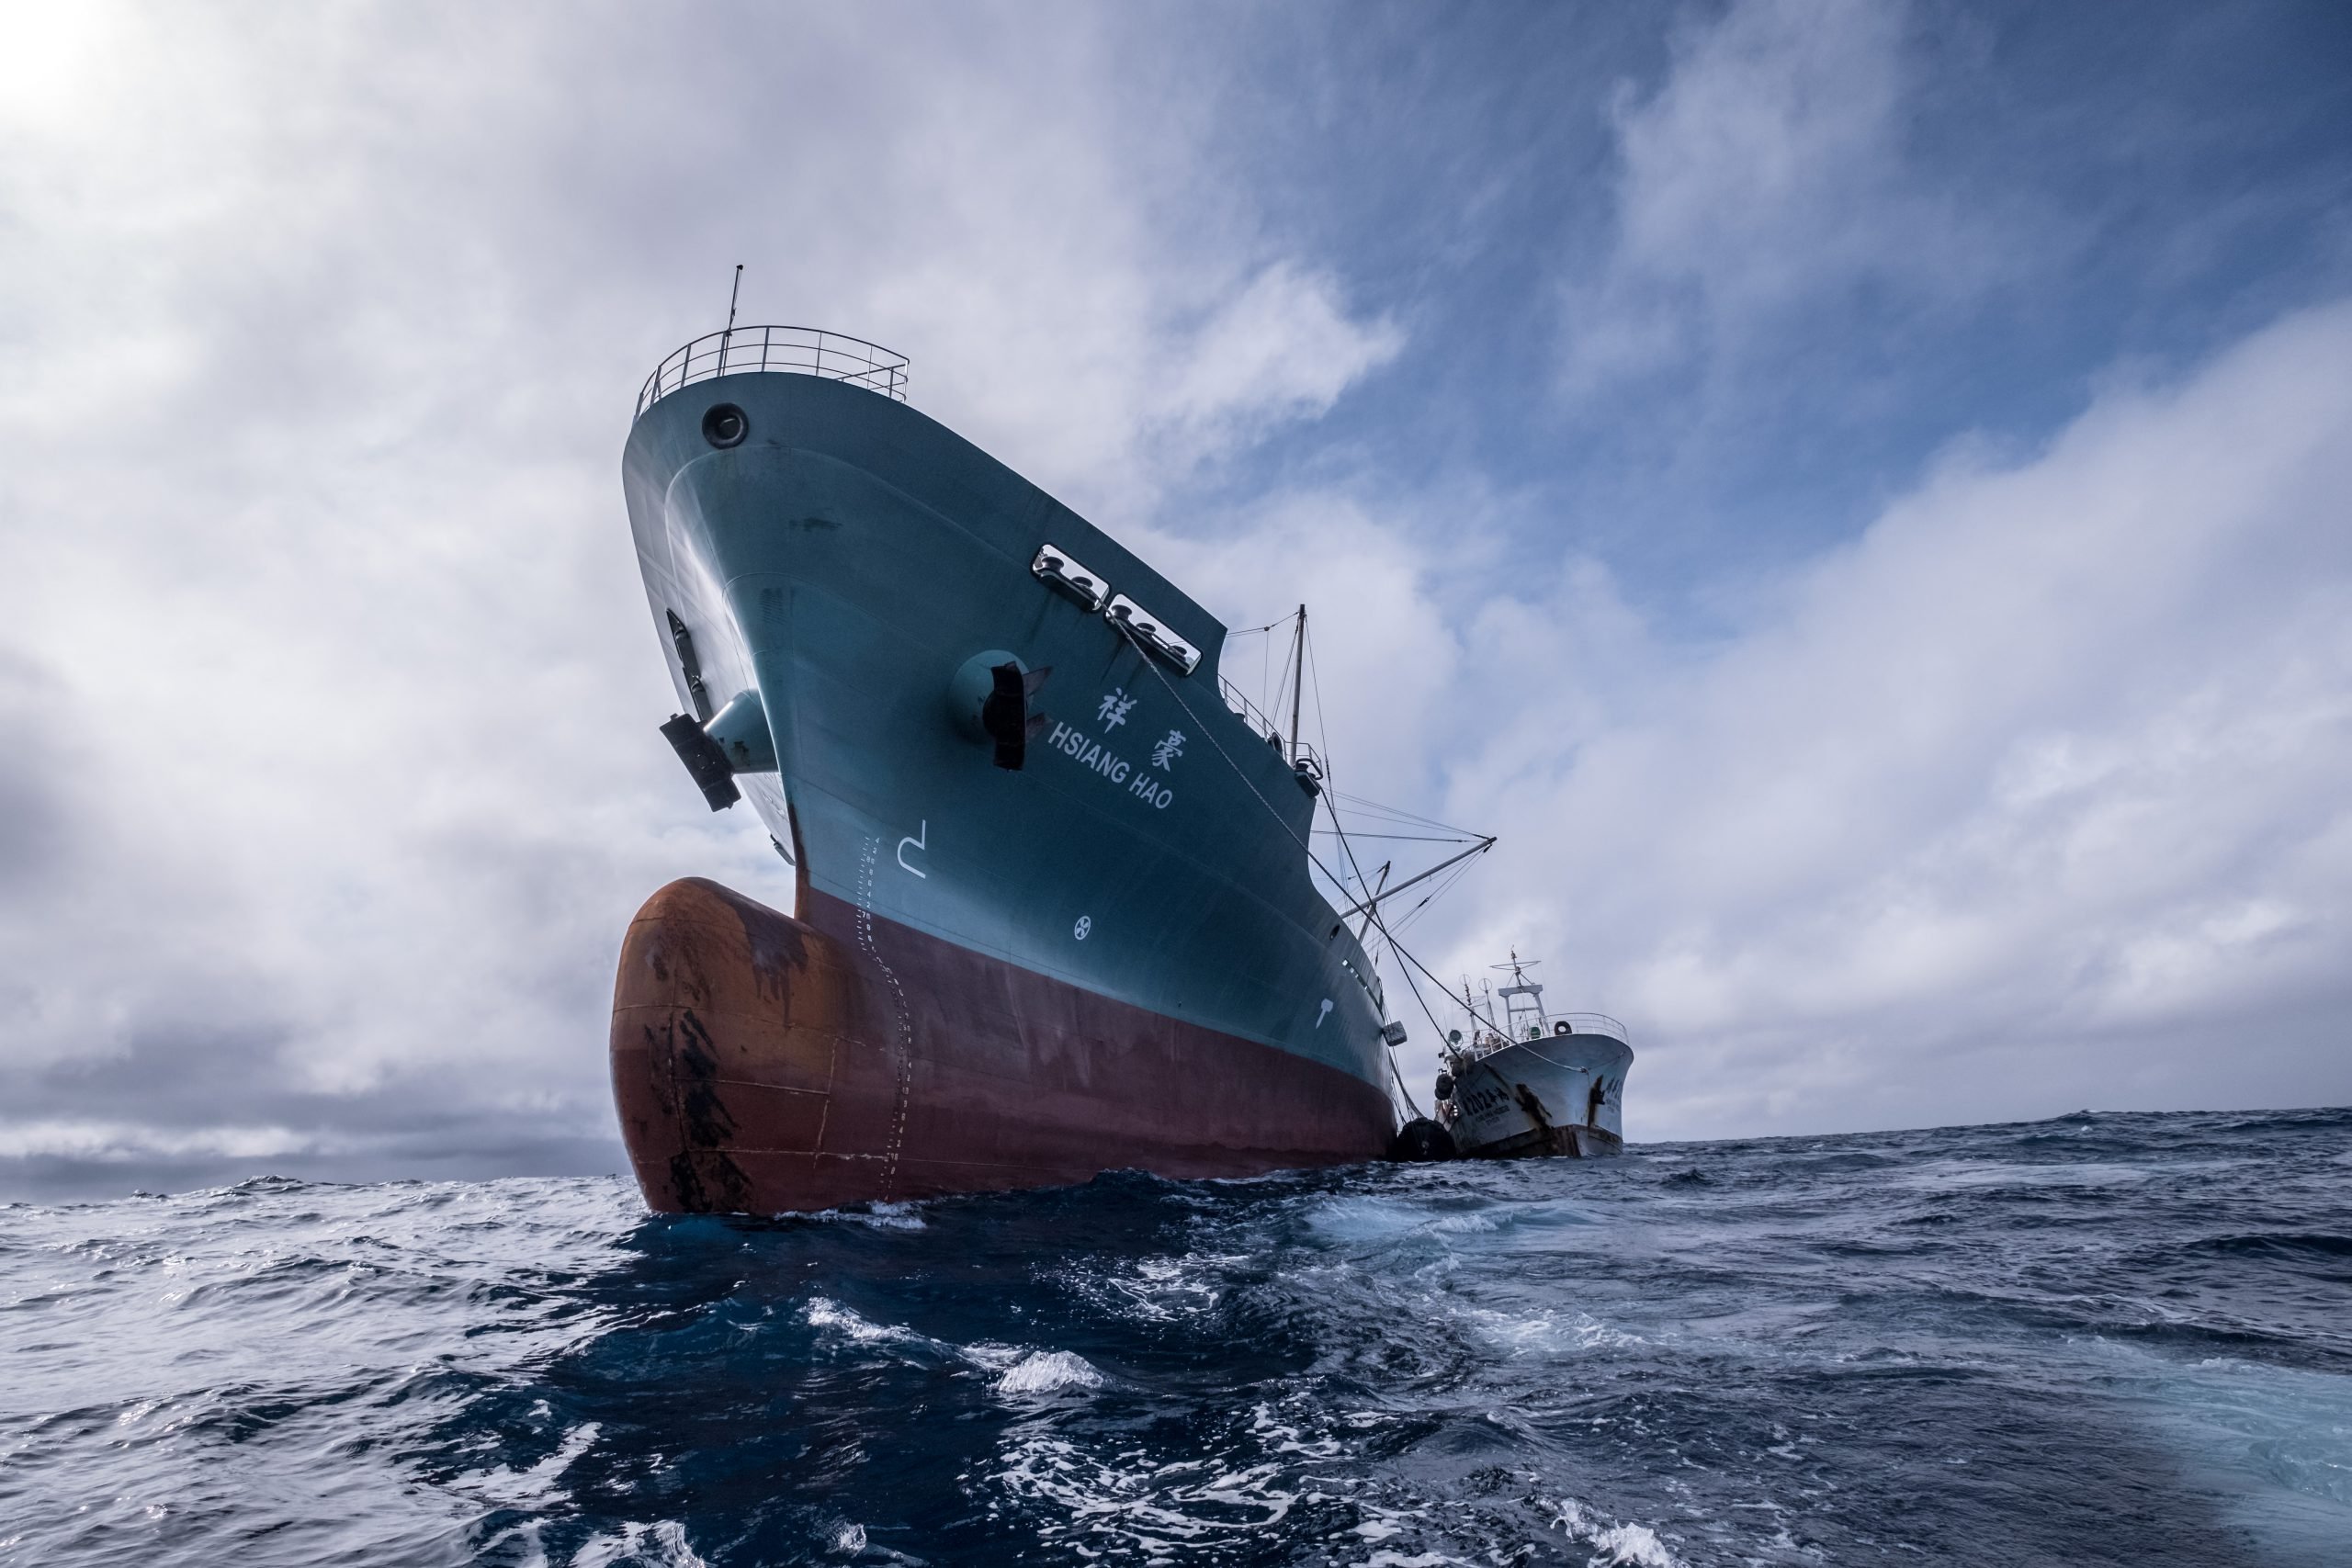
609, 321, 1521, 1214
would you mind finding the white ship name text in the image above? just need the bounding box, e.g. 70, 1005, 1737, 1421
1046, 720, 1175, 809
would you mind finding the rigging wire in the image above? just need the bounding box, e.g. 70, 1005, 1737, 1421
1105, 619, 1515, 1104
1386, 1050, 1427, 1121
1221, 615, 1287, 723
1296, 618, 1514, 1046
1295, 618, 1385, 935
1326, 818, 1467, 841
1327, 791, 1475, 834
1107, 622, 1465, 1110
1307, 625, 1335, 783
1351, 848, 1511, 1043
1294, 616, 1512, 1103
1301, 634, 1494, 1041
1333, 814, 1471, 841
1308, 830, 1478, 843
1385, 857, 1477, 940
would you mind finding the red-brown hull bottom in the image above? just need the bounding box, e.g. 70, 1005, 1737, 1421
608, 877, 1397, 1214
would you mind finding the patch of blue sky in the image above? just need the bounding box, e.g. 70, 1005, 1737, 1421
1141, 1, 2352, 634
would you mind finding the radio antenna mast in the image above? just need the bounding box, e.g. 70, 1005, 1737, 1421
1287, 604, 1306, 764
719, 264, 744, 369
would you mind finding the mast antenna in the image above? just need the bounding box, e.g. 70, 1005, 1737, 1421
719, 264, 744, 368
1288, 604, 1306, 764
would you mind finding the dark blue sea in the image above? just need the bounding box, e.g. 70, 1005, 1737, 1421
4, 1109, 2348, 1566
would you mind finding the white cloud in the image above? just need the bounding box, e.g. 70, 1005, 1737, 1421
1415, 298, 2352, 1135
0, 2, 2340, 1186
0, 3, 1400, 1182
1153, 263, 1405, 458
1563, 0, 2009, 393
1058, 293, 2351, 1140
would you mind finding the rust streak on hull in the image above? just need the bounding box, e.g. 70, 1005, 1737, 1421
610, 877, 1396, 1214
1466, 1122, 1625, 1159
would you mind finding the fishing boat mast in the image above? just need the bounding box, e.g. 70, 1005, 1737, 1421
1494, 952, 1549, 1041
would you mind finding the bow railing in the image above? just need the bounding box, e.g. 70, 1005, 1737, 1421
637, 325, 909, 417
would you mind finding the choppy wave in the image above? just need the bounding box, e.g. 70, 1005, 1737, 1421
5, 1108, 2350, 1564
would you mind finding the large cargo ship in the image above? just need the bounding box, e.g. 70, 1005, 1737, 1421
609, 325, 1408, 1213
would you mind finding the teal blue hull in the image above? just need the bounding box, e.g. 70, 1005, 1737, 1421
622, 372, 1394, 1134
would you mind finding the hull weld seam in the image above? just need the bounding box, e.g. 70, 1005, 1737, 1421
855, 835, 917, 1200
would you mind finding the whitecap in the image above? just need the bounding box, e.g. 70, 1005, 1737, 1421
1895, 1158, 2149, 1191
1589, 1522, 1679, 1566
802, 1296, 939, 1356
1064, 1251, 1236, 1323
993, 1349, 1104, 1394
989, 1427, 1300, 1551
802, 1201, 927, 1231
803, 1296, 895, 1343
571, 1519, 711, 1568
960, 1340, 1025, 1372
1302, 1195, 1436, 1243
1464, 1304, 1642, 1355
1248, 1399, 1341, 1457
1553, 1499, 1680, 1566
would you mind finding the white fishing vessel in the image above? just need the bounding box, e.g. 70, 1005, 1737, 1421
1433, 954, 1632, 1157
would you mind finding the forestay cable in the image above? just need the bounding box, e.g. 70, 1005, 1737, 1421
1108, 623, 1512, 1106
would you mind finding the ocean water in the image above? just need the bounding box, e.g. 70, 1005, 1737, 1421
4, 1110, 2348, 1566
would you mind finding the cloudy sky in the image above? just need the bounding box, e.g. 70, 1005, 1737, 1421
2, 0, 2347, 1196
